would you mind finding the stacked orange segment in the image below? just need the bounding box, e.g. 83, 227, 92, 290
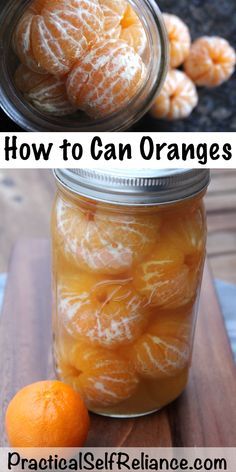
31, 0, 104, 76
69, 342, 117, 371
58, 273, 145, 348
162, 206, 206, 268
150, 70, 198, 120
74, 357, 138, 408
13, 0, 147, 119
56, 343, 138, 408
121, 4, 139, 28
14, 64, 75, 115
163, 13, 191, 68
133, 238, 197, 308
12, 10, 45, 74
100, 0, 127, 38
130, 330, 190, 379
56, 198, 160, 274
31, 0, 48, 13
120, 4, 147, 56
52, 192, 205, 412
184, 36, 236, 87
67, 38, 146, 118
148, 309, 193, 341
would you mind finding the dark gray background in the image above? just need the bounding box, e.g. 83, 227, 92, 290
0, 0, 235, 131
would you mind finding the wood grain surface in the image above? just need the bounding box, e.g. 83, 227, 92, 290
0, 239, 235, 447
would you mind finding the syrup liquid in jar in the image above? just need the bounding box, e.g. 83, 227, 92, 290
52, 169, 209, 417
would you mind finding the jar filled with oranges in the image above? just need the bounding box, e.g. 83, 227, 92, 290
0, 0, 168, 131
52, 169, 210, 417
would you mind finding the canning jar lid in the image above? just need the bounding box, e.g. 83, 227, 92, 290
54, 168, 210, 206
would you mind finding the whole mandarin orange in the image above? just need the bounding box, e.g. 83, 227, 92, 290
5, 380, 90, 447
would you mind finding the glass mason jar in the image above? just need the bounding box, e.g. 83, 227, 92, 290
51, 169, 210, 418
0, 0, 168, 131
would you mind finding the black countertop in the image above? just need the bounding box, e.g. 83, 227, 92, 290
0, 0, 235, 132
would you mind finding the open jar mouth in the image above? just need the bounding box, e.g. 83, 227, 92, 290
0, 0, 168, 131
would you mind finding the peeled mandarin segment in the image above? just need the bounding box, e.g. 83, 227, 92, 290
58, 274, 145, 348
56, 356, 80, 383
108, 25, 122, 40
69, 343, 117, 371
130, 333, 190, 379
12, 10, 46, 74
120, 24, 147, 56
67, 39, 146, 118
74, 359, 138, 407
100, 0, 127, 37
162, 207, 206, 267
184, 36, 236, 87
148, 311, 192, 343
14, 64, 51, 93
56, 198, 160, 274
150, 70, 198, 120
31, 14, 86, 77
31, 0, 104, 76
42, 0, 104, 44
14, 65, 76, 116
163, 13, 191, 68
121, 4, 140, 28
94, 209, 161, 267
134, 249, 195, 308
31, 0, 48, 13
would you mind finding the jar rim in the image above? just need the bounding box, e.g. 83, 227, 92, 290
0, 0, 169, 131
53, 169, 211, 206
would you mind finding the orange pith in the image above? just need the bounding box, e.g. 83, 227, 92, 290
14, 64, 75, 115
56, 198, 160, 274
184, 36, 236, 87
150, 70, 198, 120
58, 273, 145, 348
66, 38, 146, 118
5, 380, 90, 447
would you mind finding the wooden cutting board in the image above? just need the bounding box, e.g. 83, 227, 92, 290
0, 239, 235, 447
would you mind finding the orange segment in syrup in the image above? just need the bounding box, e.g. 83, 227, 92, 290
58, 273, 145, 348
74, 357, 138, 407
56, 198, 160, 274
